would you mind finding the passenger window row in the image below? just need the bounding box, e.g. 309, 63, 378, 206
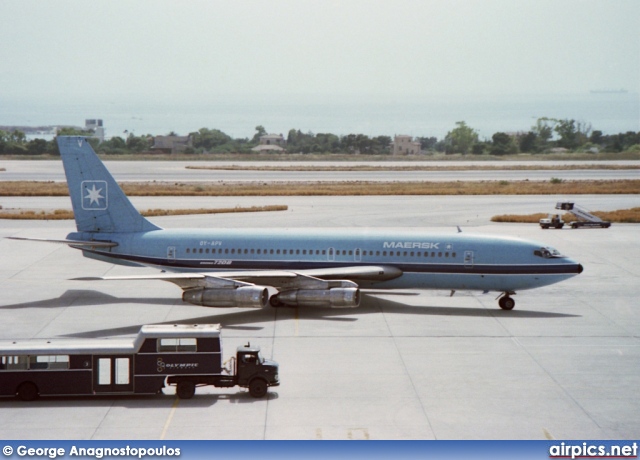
185, 247, 457, 259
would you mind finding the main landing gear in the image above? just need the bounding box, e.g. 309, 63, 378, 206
497, 292, 516, 310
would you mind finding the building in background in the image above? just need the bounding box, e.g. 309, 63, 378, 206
251, 133, 286, 152
151, 135, 193, 154
85, 119, 105, 143
391, 135, 421, 155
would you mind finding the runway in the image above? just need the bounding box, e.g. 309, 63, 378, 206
0, 194, 638, 439
1, 160, 638, 182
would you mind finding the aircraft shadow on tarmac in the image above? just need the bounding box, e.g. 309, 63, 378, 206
0, 389, 279, 408
0, 289, 578, 338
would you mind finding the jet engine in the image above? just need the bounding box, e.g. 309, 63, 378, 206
183, 286, 269, 308
274, 287, 360, 308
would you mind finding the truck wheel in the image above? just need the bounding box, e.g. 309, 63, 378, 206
17, 382, 39, 401
249, 379, 268, 398
176, 380, 196, 399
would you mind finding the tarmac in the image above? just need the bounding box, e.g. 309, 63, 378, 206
0, 194, 638, 440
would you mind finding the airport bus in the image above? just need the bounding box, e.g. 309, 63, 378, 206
0, 324, 279, 401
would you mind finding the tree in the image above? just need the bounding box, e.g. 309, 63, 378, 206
56, 127, 92, 137
191, 128, 232, 150
532, 118, 554, 151
518, 131, 538, 153
251, 125, 267, 144
125, 134, 151, 152
9, 130, 26, 144
444, 121, 479, 154
372, 136, 392, 154
590, 130, 603, 145
490, 132, 517, 156
27, 138, 49, 155
417, 136, 438, 150
554, 119, 591, 150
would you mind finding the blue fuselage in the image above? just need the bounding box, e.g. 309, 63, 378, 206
68, 228, 583, 293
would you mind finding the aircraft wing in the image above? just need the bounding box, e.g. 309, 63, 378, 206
6, 236, 118, 248
74, 265, 403, 290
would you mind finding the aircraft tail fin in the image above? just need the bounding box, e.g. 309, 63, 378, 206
57, 136, 161, 233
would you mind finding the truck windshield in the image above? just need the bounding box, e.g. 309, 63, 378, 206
241, 353, 264, 364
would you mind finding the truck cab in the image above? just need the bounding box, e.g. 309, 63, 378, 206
235, 343, 279, 398
539, 214, 564, 229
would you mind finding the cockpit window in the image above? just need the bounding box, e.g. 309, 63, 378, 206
534, 247, 565, 258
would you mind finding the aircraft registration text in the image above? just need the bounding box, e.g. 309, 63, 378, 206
199, 240, 223, 247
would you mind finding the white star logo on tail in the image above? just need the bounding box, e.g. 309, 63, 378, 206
81, 181, 108, 210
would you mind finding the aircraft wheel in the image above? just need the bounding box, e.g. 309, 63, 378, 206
269, 296, 283, 307
16, 382, 39, 401
176, 380, 196, 399
249, 378, 268, 398
499, 296, 515, 310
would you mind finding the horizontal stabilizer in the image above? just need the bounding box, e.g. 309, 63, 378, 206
6, 236, 118, 248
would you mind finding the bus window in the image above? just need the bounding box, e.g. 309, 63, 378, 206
2, 356, 28, 370
158, 338, 197, 352
30, 355, 70, 370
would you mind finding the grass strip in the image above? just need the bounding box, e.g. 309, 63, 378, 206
0, 205, 288, 220
186, 164, 640, 172
0, 180, 639, 196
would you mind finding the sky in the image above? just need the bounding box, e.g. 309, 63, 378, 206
1, 0, 639, 104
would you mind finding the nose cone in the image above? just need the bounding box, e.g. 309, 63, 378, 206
566, 258, 583, 275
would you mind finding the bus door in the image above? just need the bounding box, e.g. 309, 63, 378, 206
93, 355, 134, 393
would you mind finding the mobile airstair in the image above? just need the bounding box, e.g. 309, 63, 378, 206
555, 202, 611, 229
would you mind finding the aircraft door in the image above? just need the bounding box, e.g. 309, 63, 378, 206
167, 246, 176, 263
464, 251, 474, 268
93, 356, 134, 393
354, 248, 361, 262
327, 247, 335, 262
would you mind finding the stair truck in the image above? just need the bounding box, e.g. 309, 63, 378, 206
540, 201, 611, 229
0, 324, 279, 401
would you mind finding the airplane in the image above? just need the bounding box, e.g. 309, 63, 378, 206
9, 136, 583, 311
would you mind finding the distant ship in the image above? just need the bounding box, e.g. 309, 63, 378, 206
590, 89, 628, 94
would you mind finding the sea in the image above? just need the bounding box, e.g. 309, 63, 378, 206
1, 92, 638, 141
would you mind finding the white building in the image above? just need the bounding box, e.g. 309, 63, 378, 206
391, 135, 421, 155
252, 133, 286, 152
85, 119, 105, 143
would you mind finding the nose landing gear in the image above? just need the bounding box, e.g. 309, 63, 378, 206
497, 292, 516, 310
